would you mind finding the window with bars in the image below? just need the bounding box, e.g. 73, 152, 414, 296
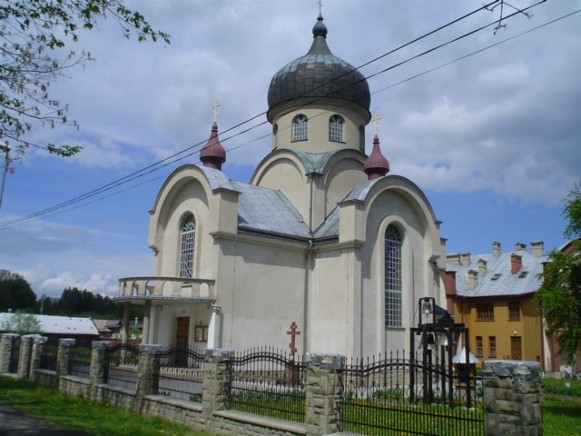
329, 115, 344, 142
385, 225, 403, 327
179, 215, 196, 278
475, 336, 483, 358
292, 114, 308, 141
476, 303, 494, 321
508, 301, 520, 321
489, 336, 497, 358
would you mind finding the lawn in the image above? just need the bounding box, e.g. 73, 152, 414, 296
542, 378, 581, 436
0, 375, 214, 436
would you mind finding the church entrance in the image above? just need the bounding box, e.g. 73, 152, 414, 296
176, 316, 190, 366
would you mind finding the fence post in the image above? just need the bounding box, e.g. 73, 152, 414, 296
17, 334, 38, 379
57, 338, 76, 378
483, 360, 542, 436
29, 335, 48, 380
305, 353, 344, 436
136, 344, 162, 397
90, 341, 111, 385
0, 333, 19, 374
202, 349, 233, 423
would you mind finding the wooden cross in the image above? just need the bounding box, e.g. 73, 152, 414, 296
372, 112, 381, 135
287, 321, 300, 358
212, 100, 220, 122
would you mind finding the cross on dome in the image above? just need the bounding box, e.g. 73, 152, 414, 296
212, 100, 220, 122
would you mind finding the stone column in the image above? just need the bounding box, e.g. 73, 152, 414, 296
57, 338, 76, 378
305, 353, 344, 436
136, 344, 162, 397
122, 303, 131, 345
29, 336, 48, 380
17, 334, 37, 379
483, 360, 542, 436
202, 349, 233, 421
90, 341, 111, 385
0, 333, 19, 374
142, 301, 152, 344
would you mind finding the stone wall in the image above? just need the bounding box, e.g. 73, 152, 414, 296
0, 334, 543, 436
483, 360, 543, 436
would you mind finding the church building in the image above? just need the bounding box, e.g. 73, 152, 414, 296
117, 14, 447, 358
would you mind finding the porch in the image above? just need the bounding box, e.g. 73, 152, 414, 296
115, 276, 217, 346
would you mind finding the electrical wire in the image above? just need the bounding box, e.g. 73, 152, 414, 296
0, 0, 561, 229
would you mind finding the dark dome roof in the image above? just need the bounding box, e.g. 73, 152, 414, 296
267, 15, 371, 121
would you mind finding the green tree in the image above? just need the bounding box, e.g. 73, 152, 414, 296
536, 182, 581, 362
0, 269, 37, 312
0, 0, 169, 158
0, 310, 41, 334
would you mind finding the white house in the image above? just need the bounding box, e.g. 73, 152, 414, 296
116, 14, 447, 358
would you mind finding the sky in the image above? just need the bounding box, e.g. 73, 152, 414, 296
0, 0, 579, 300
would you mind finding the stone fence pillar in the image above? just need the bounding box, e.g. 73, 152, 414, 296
29, 335, 48, 380
0, 333, 19, 374
17, 334, 39, 379
305, 353, 344, 436
483, 360, 542, 436
136, 344, 162, 397
202, 349, 233, 422
90, 341, 111, 385
57, 338, 76, 378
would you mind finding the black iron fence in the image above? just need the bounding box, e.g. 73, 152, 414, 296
105, 343, 139, 390
39, 342, 58, 371
71, 345, 91, 379
155, 346, 205, 401
337, 351, 483, 435
225, 347, 306, 423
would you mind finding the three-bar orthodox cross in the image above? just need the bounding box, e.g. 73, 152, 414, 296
287, 321, 300, 359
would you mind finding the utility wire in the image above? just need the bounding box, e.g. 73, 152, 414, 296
0, 0, 555, 229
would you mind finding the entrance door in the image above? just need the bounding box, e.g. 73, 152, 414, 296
176, 317, 190, 366
511, 336, 522, 360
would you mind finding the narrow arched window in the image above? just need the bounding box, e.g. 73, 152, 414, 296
329, 115, 344, 142
179, 215, 196, 278
292, 114, 308, 141
385, 225, 403, 327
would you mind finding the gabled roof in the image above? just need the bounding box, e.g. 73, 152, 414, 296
447, 250, 548, 298
0, 313, 99, 336
232, 181, 312, 240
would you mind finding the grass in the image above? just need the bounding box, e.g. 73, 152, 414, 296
2, 374, 580, 435
0, 375, 214, 435
543, 378, 581, 436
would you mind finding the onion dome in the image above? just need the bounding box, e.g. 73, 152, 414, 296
200, 122, 226, 170
267, 15, 371, 122
364, 134, 389, 180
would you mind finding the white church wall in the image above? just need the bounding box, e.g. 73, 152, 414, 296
308, 246, 360, 357
215, 237, 307, 352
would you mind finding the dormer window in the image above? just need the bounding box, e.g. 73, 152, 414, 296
329, 115, 344, 142
292, 114, 308, 142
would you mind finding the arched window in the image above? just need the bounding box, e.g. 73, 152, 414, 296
329, 115, 344, 142
385, 225, 403, 327
292, 114, 308, 141
179, 215, 196, 278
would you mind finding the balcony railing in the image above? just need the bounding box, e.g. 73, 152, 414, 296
117, 276, 216, 303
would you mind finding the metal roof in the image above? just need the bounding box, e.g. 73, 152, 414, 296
447, 251, 548, 298
0, 313, 99, 335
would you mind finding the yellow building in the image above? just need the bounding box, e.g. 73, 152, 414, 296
444, 241, 547, 369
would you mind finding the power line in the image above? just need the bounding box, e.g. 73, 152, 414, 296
0, 0, 557, 229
